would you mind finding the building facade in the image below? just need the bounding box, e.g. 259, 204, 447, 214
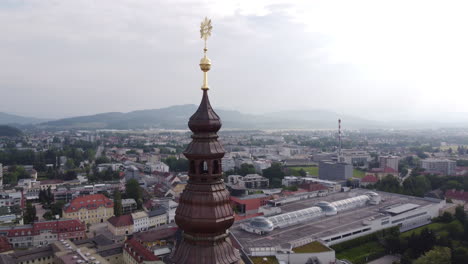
379, 156, 399, 172
318, 160, 353, 181
131, 211, 149, 232
63, 194, 114, 224
123, 238, 162, 264
122, 199, 138, 215
227, 174, 269, 189
420, 159, 456, 175
0, 219, 85, 248
107, 214, 134, 241
147, 208, 167, 228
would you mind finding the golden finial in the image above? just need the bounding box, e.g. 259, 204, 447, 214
199, 17, 212, 90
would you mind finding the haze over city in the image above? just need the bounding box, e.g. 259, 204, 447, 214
1, 0, 468, 122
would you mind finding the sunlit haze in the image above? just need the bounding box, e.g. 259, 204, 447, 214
1, 0, 467, 121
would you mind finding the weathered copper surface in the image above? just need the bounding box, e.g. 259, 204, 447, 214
171, 89, 240, 264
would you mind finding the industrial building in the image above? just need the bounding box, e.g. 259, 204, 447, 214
232, 189, 446, 258
318, 160, 353, 180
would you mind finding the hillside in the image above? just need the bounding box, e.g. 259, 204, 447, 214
0, 112, 46, 125
0, 125, 23, 137
40, 105, 377, 130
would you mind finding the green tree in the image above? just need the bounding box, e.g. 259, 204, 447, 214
24, 202, 37, 224
413, 247, 451, 264
455, 206, 466, 223
447, 220, 464, 240
375, 175, 402, 194
50, 201, 65, 217
452, 247, 468, 264
43, 211, 54, 220
95, 156, 110, 165
262, 163, 285, 188
113, 189, 123, 217
125, 179, 143, 209
164, 157, 188, 172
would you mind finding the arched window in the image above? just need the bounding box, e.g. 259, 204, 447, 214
190, 161, 196, 174
213, 160, 220, 174
200, 160, 209, 174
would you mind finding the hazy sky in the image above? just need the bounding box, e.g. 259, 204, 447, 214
1, 0, 467, 120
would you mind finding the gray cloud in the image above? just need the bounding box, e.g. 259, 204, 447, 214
0, 0, 467, 121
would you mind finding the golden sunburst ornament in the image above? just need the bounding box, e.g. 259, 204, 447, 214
200, 17, 212, 41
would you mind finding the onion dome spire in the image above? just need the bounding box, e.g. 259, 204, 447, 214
170, 18, 240, 264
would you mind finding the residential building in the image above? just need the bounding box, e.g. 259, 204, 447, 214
221, 157, 235, 172
445, 189, 468, 209
230, 194, 272, 217
227, 174, 269, 189
379, 155, 399, 172
63, 194, 114, 224
147, 208, 167, 228
122, 199, 138, 215
132, 211, 149, 232
39, 179, 64, 190
339, 150, 371, 167
0, 192, 22, 207
144, 162, 169, 173
123, 238, 162, 264
360, 174, 379, 187
107, 214, 134, 242
421, 159, 456, 175
133, 227, 178, 255
0, 219, 85, 248
318, 160, 353, 180
253, 160, 271, 174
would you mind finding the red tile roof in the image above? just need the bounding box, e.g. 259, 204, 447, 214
383, 167, 398, 173
2, 219, 85, 237
64, 194, 113, 213
445, 189, 468, 202
107, 215, 133, 227
124, 238, 160, 263
133, 227, 178, 242
361, 174, 379, 183
40, 179, 64, 185
0, 236, 12, 253
299, 183, 328, 192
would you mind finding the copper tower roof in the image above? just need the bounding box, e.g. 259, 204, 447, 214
170, 18, 240, 264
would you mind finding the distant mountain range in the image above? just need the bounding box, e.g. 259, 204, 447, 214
3, 106, 468, 130
37, 105, 378, 130
0, 125, 23, 137
0, 112, 47, 125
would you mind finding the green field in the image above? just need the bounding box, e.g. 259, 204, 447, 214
335, 241, 385, 264
400, 222, 447, 238
289, 166, 319, 176
293, 241, 331, 253
289, 166, 366, 178
250, 256, 279, 264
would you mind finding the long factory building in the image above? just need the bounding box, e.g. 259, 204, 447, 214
231, 188, 446, 257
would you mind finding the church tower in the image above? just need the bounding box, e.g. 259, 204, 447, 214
170, 18, 240, 264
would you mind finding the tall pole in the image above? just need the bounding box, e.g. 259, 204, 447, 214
338, 119, 342, 157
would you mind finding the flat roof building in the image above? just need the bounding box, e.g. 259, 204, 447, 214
318, 161, 352, 181
231, 189, 445, 258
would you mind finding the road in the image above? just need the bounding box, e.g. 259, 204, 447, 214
95, 145, 104, 159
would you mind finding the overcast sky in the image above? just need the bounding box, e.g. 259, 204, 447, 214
1, 0, 467, 121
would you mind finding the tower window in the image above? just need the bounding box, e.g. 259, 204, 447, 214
200, 160, 209, 174
190, 161, 196, 174
213, 160, 220, 174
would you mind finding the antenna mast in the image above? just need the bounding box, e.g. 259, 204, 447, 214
338, 119, 342, 157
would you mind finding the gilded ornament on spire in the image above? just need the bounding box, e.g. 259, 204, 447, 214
199, 17, 212, 90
